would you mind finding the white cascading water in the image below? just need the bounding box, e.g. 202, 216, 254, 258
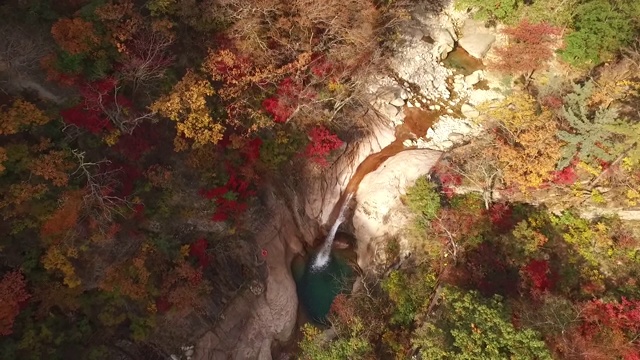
311, 193, 354, 271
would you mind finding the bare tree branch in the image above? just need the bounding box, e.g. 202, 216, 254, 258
72, 150, 132, 223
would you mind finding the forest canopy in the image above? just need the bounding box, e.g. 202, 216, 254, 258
0, 0, 638, 359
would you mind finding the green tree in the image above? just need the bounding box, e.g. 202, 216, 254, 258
412, 288, 552, 359
299, 322, 372, 360
560, 0, 636, 66
382, 267, 437, 326
455, 0, 523, 24
403, 177, 441, 226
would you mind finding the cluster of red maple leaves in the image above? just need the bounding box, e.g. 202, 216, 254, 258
60, 78, 127, 133
303, 126, 344, 167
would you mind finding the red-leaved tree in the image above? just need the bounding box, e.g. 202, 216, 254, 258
431, 162, 463, 198
551, 164, 578, 185
201, 166, 255, 223
492, 19, 561, 83
572, 298, 640, 358
262, 77, 314, 123
61, 78, 152, 134
190, 238, 212, 268
581, 298, 640, 337
488, 202, 515, 234
521, 259, 554, 298
303, 126, 343, 167
0, 270, 30, 336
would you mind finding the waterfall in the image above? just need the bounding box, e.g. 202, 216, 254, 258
311, 193, 353, 271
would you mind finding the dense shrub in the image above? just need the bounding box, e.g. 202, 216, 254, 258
560, 0, 636, 66
403, 177, 441, 225
456, 0, 523, 24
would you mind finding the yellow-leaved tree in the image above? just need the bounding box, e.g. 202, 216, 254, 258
149, 70, 222, 150
481, 93, 562, 189
42, 245, 81, 288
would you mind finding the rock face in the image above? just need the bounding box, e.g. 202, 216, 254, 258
195, 198, 303, 360
458, 33, 496, 59
461, 103, 480, 118
457, 18, 497, 59
367, 6, 456, 106
303, 118, 397, 226
353, 149, 442, 268
464, 70, 484, 86
432, 28, 456, 60
390, 98, 405, 107
467, 89, 505, 106
195, 117, 398, 360
403, 114, 481, 151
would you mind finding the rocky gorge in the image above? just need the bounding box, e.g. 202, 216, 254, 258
193, 2, 506, 359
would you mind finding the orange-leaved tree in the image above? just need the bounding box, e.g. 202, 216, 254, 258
51, 17, 100, 55
202, 49, 313, 130
29, 150, 74, 187
0, 147, 6, 174
95, 0, 142, 54
40, 190, 84, 241
0, 99, 50, 135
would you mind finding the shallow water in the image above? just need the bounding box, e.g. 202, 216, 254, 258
295, 251, 354, 323
443, 46, 484, 76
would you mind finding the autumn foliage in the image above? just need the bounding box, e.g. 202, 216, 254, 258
202, 49, 314, 131
521, 259, 553, 296
160, 262, 212, 315
551, 164, 578, 185
150, 70, 221, 149
29, 150, 73, 187
40, 190, 83, 240
7, 0, 640, 357
431, 163, 463, 198
0, 271, 30, 336
573, 298, 640, 358
485, 93, 562, 189
189, 238, 212, 268
487, 202, 514, 233
51, 18, 99, 55
262, 77, 313, 123
95, 0, 142, 54
0, 99, 50, 135
493, 19, 561, 77
303, 126, 344, 167
201, 167, 255, 222
582, 298, 640, 336
61, 79, 125, 133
